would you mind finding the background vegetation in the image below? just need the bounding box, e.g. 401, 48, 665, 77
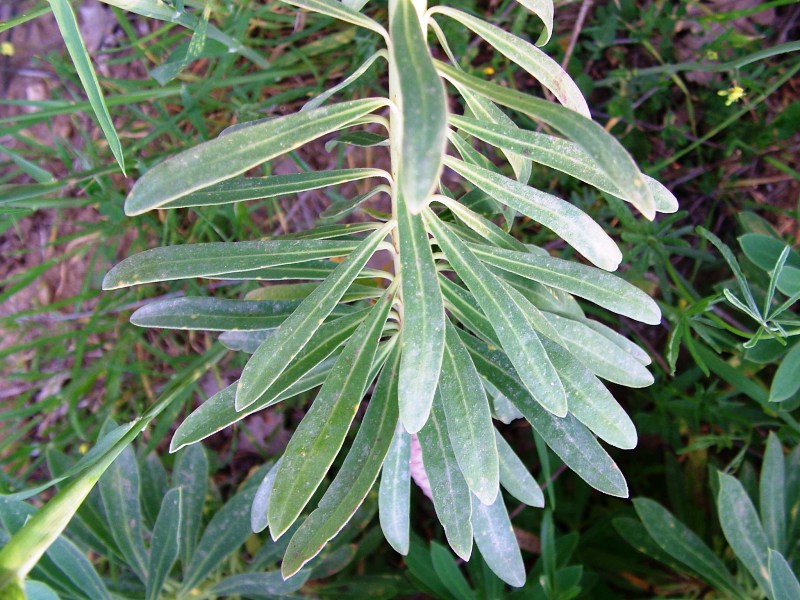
1, 0, 799, 597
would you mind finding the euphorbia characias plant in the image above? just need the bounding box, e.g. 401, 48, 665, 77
98, 0, 678, 587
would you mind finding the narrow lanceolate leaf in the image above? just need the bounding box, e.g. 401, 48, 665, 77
632, 498, 742, 597
449, 114, 678, 214
470, 493, 525, 588
581, 317, 651, 365
170, 314, 368, 452
543, 313, 654, 388
282, 0, 388, 39
761, 432, 787, 554
397, 192, 445, 433
251, 459, 282, 534
281, 346, 401, 578
145, 489, 181, 600
514, 0, 553, 45
417, 394, 473, 560
125, 98, 387, 215
267, 291, 394, 539
237, 222, 392, 411
769, 550, 800, 600
432, 8, 588, 116
379, 423, 412, 555
461, 331, 628, 497
305, 50, 389, 111
445, 157, 621, 271
172, 444, 208, 572
717, 473, 772, 595
210, 572, 310, 598
48, 0, 124, 173
469, 244, 661, 325
439, 321, 499, 505
426, 211, 567, 417
495, 430, 544, 507
103, 239, 361, 289
98, 445, 148, 582
390, 0, 448, 212
436, 62, 655, 219
541, 338, 637, 449
158, 169, 388, 209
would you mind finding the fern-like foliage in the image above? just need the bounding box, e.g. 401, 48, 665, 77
104, 0, 678, 585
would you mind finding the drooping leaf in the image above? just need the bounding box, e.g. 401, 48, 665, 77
470, 493, 525, 587
172, 445, 208, 571
145, 488, 181, 600
125, 99, 387, 215
425, 211, 567, 417
379, 423, 412, 555
281, 345, 401, 577
251, 460, 282, 534
439, 322, 499, 505
760, 432, 786, 554
267, 291, 394, 538
236, 222, 392, 411
390, 0, 448, 212
769, 550, 800, 600
282, 0, 388, 38
512, 0, 553, 45
494, 430, 544, 507
397, 192, 445, 433
417, 393, 473, 560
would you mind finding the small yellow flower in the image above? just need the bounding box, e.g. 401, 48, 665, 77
78, 442, 90, 454
0, 42, 14, 56
718, 85, 745, 106
705, 49, 718, 61
482, 66, 495, 75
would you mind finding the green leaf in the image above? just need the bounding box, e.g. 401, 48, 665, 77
379, 423, 412, 555
158, 168, 388, 209
397, 192, 445, 433
282, 0, 388, 38
469, 244, 661, 325
440, 322, 499, 504
770, 342, 800, 402
390, 0, 448, 212
170, 313, 368, 451
513, 0, 553, 45
425, 211, 567, 417
103, 239, 363, 289
145, 488, 181, 600
769, 550, 800, 600
281, 345, 401, 577
180, 474, 262, 595
305, 50, 388, 111
581, 317, 651, 365
98, 444, 148, 582
48, 0, 125, 173
495, 430, 544, 507
543, 313, 654, 388
251, 460, 281, 534
131, 297, 355, 331
760, 432, 787, 554
436, 62, 655, 219
430, 542, 475, 600
267, 291, 394, 538
432, 8, 588, 116
632, 498, 741, 597
418, 393, 474, 560
210, 571, 311, 598
470, 492, 525, 588
461, 331, 628, 497
236, 222, 392, 411
149, 0, 209, 85
445, 157, 621, 271
172, 445, 207, 571
449, 114, 678, 214
125, 98, 387, 215
717, 472, 772, 596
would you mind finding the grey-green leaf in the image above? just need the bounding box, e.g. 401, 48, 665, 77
379, 423, 412, 555
210, 571, 311, 598
236, 222, 392, 411
469, 243, 661, 325
770, 342, 800, 402
418, 393, 473, 560
633, 498, 742, 597
390, 0, 448, 212
146, 488, 181, 600
425, 211, 567, 417
251, 459, 282, 534
125, 98, 387, 215
495, 430, 544, 507
440, 321, 499, 504
717, 472, 772, 596
172, 444, 208, 571
470, 492, 525, 587
760, 432, 786, 554
769, 550, 800, 600
267, 291, 394, 538
281, 345, 400, 577
397, 192, 445, 433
